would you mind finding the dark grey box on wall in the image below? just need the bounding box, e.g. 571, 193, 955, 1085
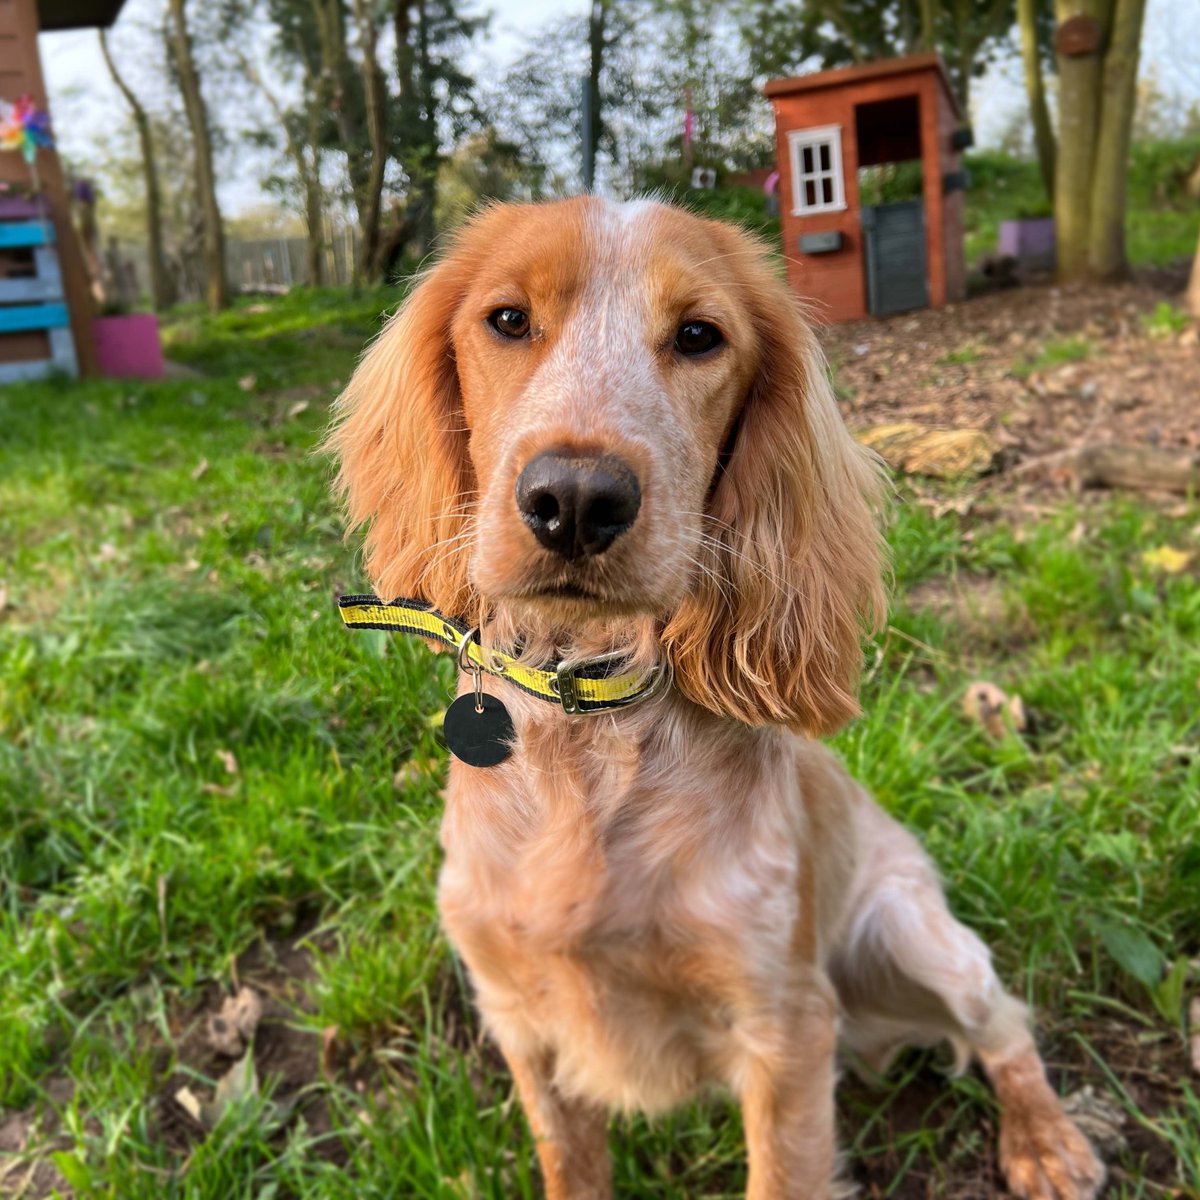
798, 231, 843, 254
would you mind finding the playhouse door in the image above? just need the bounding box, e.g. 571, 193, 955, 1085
862, 200, 929, 316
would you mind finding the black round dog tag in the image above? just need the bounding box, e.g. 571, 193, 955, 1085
443, 693, 515, 767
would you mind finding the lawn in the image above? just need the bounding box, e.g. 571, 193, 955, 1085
1, 289, 1198, 1198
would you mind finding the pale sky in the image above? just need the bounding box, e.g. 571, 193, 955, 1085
38, 0, 1198, 217
41, 0, 579, 211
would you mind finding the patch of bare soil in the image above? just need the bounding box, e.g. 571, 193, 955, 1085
0, 931, 349, 1200
150, 927, 347, 1159
0, 1077, 75, 1200
150, 934, 498, 1170
822, 273, 1199, 495
842, 1015, 1196, 1199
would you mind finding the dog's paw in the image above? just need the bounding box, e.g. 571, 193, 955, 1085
999, 1106, 1106, 1200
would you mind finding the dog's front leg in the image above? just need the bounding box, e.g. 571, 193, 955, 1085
739, 988, 840, 1200
503, 1044, 612, 1200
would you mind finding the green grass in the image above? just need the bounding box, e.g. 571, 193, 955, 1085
1011, 334, 1093, 379
1, 293, 1198, 1197
935, 342, 984, 367
1141, 300, 1194, 339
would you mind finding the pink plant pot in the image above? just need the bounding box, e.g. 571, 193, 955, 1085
92, 313, 165, 379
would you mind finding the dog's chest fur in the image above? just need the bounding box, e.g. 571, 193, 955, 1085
436, 692, 837, 1112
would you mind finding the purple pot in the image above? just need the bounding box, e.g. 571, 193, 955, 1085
997, 218, 1056, 269
92, 314, 164, 379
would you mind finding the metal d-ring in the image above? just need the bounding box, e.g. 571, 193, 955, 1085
456, 627, 485, 714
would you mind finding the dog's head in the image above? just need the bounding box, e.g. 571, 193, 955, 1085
328, 198, 886, 734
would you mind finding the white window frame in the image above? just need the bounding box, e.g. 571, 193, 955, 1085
787, 125, 846, 216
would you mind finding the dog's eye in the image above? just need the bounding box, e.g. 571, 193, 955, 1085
674, 320, 723, 356
488, 307, 531, 339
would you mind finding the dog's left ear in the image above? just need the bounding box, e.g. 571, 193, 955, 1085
662, 231, 888, 736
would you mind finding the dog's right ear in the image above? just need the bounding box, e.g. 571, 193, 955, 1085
325, 260, 475, 615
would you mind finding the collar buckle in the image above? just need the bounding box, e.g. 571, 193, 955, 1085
552, 652, 667, 715
554, 661, 582, 714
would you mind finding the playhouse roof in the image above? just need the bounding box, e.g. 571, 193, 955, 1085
37, 0, 126, 31
764, 51, 963, 120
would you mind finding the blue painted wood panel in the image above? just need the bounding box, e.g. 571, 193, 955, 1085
0, 302, 69, 332
0, 221, 54, 249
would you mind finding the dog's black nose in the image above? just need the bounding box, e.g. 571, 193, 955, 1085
515, 452, 641, 559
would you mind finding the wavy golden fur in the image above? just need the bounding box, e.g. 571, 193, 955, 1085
327, 197, 1103, 1199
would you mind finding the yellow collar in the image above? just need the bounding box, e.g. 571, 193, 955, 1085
337, 595, 666, 715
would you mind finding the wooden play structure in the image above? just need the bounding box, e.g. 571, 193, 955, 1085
765, 53, 972, 322
0, 0, 126, 379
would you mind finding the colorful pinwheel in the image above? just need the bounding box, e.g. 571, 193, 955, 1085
0, 96, 54, 165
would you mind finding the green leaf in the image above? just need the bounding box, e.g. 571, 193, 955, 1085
50, 1151, 94, 1194
362, 629, 390, 659
1151, 955, 1191, 1026
1094, 919, 1166, 988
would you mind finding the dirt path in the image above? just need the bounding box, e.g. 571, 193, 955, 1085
821, 273, 1198, 490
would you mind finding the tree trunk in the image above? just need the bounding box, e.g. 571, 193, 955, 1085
948, 0, 1013, 117
584, 0, 607, 190
415, 0, 436, 257
98, 30, 175, 311
1053, 0, 1148, 281
1087, 0, 1146, 279
304, 148, 325, 287
350, 0, 387, 282
302, 59, 326, 287
918, 0, 937, 50
1018, 0, 1056, 198
167, 0, 227, 312
1187, 231, 1200, 319
315, 0, 370, 255
240, 43, 326, 288
957, 37, 972, 112
1053, 0, 1106, 280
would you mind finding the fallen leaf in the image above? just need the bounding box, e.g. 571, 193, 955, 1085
229, 987, 263, 1037
207, 1012, 243, 1057
204, 1051, 258, 1128
286, 400, 310, 418
216, 749, 239, 776
97, 542, 118, 562
0, 583, 7, 613
201, 782, 236, 797
962, 680, 1027, 738
173, 1085, 205, 1125
320, 1025, 340, 1077
238, 374, 258, 392
205, 986, 263, 1057
1062, 1086, 1127, 1157
156, 874, 168, 948
191, 458, 209, 481
1141, 545, 1192, 574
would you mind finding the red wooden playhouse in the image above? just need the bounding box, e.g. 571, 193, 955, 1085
765, 53, 972, 323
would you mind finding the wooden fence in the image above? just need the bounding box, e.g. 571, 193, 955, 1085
109, 226, 363, 307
